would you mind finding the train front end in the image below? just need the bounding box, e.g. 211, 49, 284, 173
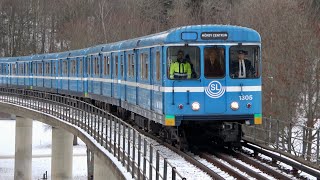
163, 25, 262, 146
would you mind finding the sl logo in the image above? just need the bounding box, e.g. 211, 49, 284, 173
205, 81, 225, 98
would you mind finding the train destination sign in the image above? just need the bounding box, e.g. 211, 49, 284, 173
201, 32, 228, 40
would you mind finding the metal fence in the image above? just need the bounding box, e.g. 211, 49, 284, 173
243, 117, 320, 166
0, 87, 186, 180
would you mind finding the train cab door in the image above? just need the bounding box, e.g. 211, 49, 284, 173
203, 46, 227, 114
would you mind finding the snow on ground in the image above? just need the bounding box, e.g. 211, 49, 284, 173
0, 120, 87, 180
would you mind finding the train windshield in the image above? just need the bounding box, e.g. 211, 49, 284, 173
204, 47, 225, 78
167, 46, 200, 80
229, 46, 260, 79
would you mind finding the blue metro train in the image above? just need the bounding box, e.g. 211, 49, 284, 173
0, 25, 262, 148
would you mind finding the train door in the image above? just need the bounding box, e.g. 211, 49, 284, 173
126, 50, 136, 105
61, 59, 68, 90
0, 63, 2, 84
78, 57, 83, 92
83, 56, 89, 97
151, 47, 163, 113
99, 53, 103, 95
17, 62, 23, 86
138, 49, 151, 110
39, 61, 44, 88
101, 54, 111, 97
119, 52, 126, 102
43, 61, 49, 89
91, 55, 100, 95
203, 46, 227, 113
112, 53, 119, 99
87, 56, 92, 94
69, 58, 76, 92
53, 60, 58, 91
134, 50, 138, 105
57, 59, 62, 90
32, 62, 36, 87
13, 62, 17, 85
25, 62, 30, 87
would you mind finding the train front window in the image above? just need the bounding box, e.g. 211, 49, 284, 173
204, 47, 225, 78
167, 46, 200, 80
229, 46, 260, 79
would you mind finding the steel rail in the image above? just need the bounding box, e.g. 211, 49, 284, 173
243, 141, 320, 179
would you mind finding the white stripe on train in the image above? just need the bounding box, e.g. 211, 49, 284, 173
0, 75, 261, 92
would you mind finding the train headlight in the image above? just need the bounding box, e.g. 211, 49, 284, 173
191, 102, 200, 111
230, 102, 239, 111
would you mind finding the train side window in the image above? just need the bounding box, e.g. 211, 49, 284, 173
44, 63, 48, 75
145, 54, 148, 79
12, 64, 16, 75
114, 55, 118, 78
38, 62, 43, 75
103, 56, 107, 75
128, 54, 131, 77
58, 61, 61, 75
140, 53, 148, 79
93, 58, 95, 75
7, 64, 10, 75
63, 60, 67, 75
19, 64, 24, 75
87, 58, 91, 75
71, 60, 76, 75
156, 51, 161, 81
131, 54, 135, 77
53, 62, 56, 75
33, 62, 36, 75
79, 58, 83, 75
25, 63, 29, 75
121, 55, 124, 77
95, 57, 100, 76
47, 62, 50, 75
107, 56, 110, 75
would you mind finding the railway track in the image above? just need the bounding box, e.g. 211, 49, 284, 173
135, 127, 294, 179
242, 140, 320, 179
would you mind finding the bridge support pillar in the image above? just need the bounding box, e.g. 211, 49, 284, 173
14, 116, 33, 180
94, 154, 117, 180
51, 127, 73, 180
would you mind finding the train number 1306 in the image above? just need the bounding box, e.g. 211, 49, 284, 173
239, 95, 253, 100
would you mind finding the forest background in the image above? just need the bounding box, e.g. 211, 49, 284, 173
0, 0, 319, 131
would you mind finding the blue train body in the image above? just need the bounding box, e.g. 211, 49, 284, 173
0, 25, 262, 146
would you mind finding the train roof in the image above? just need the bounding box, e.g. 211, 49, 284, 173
0, 25, 261, 59
98, 24, 260, 53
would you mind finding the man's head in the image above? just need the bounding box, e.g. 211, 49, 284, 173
177, 50, 184, 62
237, 50, 246, 60
208, 50, 217, 63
